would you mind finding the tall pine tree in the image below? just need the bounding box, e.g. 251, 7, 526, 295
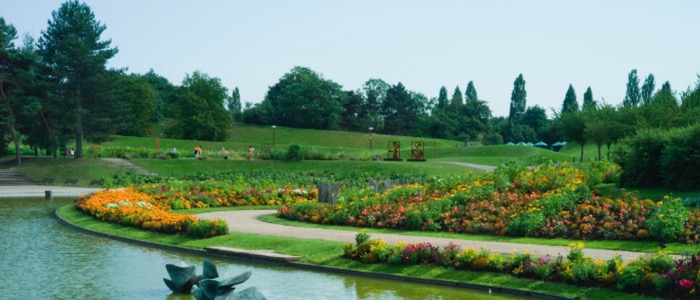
37, 0, 118, 158
465, 81, 478, 103
562, 84, 579, 113
450, 86, 463, 109
509, 74, 527, 122
436, 86, 448, 110
582, 86, 596, 111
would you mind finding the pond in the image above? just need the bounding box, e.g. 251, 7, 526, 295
0, 197, 532, 299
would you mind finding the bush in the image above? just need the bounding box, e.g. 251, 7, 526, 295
645, 198, 688, 242
508, 211, 545, 236
286, 144, 304, 161
615, 124, 700, 190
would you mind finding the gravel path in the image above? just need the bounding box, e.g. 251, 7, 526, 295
198, 210, 664, 262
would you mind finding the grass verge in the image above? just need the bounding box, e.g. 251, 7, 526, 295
257, 214, 697, 255
57, 205, 656, 300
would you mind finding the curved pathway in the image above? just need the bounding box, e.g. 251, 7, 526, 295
198, 210, 664, 262
441, 161, 497, 171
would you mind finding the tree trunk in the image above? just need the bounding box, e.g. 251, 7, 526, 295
579, 145, 584, 163
75, 84, 83, 158
0, 74, 21, 164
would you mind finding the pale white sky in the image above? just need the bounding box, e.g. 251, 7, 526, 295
2, 0, 699, 117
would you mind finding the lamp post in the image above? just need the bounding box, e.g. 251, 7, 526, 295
369, 127, 373, 150
271, 125, 276, 146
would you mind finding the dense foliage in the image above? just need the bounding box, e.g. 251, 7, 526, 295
615, 123, 700, 190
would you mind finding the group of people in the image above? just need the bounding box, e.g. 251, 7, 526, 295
182, 145, 255, 159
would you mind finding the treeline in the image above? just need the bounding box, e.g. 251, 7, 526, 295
2, 1, 700, 190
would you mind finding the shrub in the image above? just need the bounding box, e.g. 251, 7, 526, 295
508, 211, 545, 236
645, 198, 688, 242
286, 144, 304, 161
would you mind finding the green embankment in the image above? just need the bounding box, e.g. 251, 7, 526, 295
57, 205, 651, 300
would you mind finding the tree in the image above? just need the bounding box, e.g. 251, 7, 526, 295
171, 71, 231, 141
263, 66, 345, 129
339, 90, 364, 131
558, 111, 587, 162
361, 78, 389, 131
623, 69, 641, 107
582, 86, 596, 111
0, 18, 26, 163
37, 0, 118, 158
111, 72, 156, 137
142, 69, 178, 120
584, 104, 615, 160
450, 86, 463, 109
521, 105, 548, 137
509, 74, 527, 122
641, 81, 679, 128
562, 84, 578, 113
465, 81, 478, 103
381, 82, 423, 136
641, 73, 656, 105
227, 87, 242, 122
436, 86, 448, 110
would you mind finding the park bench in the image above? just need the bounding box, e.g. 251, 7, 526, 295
41, 178, 55, 185
64, 178, 79, 186
89, 179, 104, 186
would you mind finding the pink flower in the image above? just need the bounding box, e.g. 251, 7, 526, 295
678, 279, 694, 289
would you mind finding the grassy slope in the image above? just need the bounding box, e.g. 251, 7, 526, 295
133, 159, 486, 179
58, 205, 652, 300
9, 157, 123, 186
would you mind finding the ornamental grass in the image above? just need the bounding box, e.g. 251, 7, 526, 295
74, 188, 228, 238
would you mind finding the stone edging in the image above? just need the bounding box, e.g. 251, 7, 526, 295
54, 207, 571, 300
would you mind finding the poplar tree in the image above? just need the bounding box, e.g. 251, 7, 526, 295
623, 69, 641, 107
509, 74, 527, 122
641, 74, 656, 105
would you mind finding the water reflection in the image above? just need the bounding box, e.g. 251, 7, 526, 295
0, 197, 529, 300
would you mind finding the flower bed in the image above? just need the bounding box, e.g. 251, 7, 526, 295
136, 179, 318, 209
278, 160, 700, 243
344, 232, 699, 298
74, 188, 228, 238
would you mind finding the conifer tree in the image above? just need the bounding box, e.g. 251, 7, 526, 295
562, 84, 579, 113
582, 86, 596, 111
465, 81, 478, 102
509, 74, 527, 122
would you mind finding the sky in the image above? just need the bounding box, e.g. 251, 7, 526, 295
2, 0, 699, 117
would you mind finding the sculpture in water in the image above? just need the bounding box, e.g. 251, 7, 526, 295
164, 258, 266, 300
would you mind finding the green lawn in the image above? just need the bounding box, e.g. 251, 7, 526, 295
131, 158, 487, 178
9, 157, 122, 186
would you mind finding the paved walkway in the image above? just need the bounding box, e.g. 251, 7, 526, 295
198, 210, 665, 263
0, 185, 100, 198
